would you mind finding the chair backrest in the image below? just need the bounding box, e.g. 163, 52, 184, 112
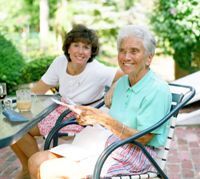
155, 92, 184, 170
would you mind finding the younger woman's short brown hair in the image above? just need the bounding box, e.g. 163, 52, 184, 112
62, 24, 99, 63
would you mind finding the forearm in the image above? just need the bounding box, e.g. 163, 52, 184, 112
100, 117, 137, 139
99, 116, 153, 144
77, 106, 153, 144
31, 80, 53, 94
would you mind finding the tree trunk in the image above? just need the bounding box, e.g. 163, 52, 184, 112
175, 61, 190, 79
40, 0, 49, 49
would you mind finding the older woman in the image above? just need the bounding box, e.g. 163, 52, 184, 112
12, 24, 123, 179
28, 24, 172, 179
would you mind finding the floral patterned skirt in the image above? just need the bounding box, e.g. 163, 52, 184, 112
38, 105, 84, 137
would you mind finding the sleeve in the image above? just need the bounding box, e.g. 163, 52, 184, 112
136, 88, 172, 134
41, 57, 60, 86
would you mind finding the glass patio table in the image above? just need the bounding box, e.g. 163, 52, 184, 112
0, 94, 59, 148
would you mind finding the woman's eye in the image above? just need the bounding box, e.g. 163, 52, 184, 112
119, 49, 125, 53
85, 47, 91, 50
130, 51, 136, 54
84, 45, 91, 50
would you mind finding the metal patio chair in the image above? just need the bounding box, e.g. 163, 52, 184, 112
93, 83, 195, 179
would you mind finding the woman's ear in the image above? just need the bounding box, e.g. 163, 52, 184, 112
145, 54, 153, 67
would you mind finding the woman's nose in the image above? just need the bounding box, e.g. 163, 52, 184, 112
77, 46, 84, 53
124, 52, 132, 60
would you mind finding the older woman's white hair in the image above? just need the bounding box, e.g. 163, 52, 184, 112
117, 24, 156, 56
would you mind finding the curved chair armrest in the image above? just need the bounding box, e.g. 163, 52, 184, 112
44, 117, 78, 150
93, 100, 105, 109
49, 109, 72, 147
54, 109, 71, 126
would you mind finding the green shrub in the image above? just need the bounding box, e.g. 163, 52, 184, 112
0, 34, 25, 94
21, 56, 55, 84
151, 0, 200, 72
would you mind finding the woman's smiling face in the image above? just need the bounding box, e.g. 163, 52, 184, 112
118, 36, 152, 77
68, 41, 92, 66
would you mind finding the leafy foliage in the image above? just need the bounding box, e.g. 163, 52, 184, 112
23, 0, 58, 31
0, 0, 29, 33
52, 0, 136, 57
0, 34, 25, 94
21, 56, 55, 84
23, 0, 39, 31
151, 0, 200, 71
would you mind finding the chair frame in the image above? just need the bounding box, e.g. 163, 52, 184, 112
92, 83, 195, 179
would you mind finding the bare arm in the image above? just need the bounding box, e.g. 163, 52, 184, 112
112, 69, 124, 83
77, 106, 153, 145
100, 115, 153, 144
104, 69, 124, 108
104, 82, 117, 108
31, 80, 54, 94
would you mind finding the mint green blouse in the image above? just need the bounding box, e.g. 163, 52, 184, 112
109, 70, 172, 148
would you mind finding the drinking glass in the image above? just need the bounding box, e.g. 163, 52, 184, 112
0, 83, 7, 112
4, 98, 13, 109
16, 88, 32, 112
0, 83, 7, 100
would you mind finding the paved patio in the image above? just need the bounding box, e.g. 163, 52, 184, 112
165, 126, 200, 179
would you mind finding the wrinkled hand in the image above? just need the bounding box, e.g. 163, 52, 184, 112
75, 106, 109, 126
